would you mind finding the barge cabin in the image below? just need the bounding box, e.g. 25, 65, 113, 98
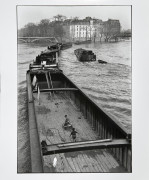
27, 50, 131, 173
30, 45, 60, 70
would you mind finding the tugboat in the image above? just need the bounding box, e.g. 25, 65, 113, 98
74, 48, 96, 62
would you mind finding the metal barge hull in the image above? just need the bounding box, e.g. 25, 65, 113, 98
60, 42, 72, 50
27, 69, 131, 173
74, 40, 91, 45
74, 48, 96, 62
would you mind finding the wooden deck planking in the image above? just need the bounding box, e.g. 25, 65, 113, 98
96, 154, 109, 172
66, 157, 77, 172
77, 154, 88, 172
63, 94, 98, 141
89, 155, 103, 172
34, 92, 126, 173
80, 154, 93, 172
64, 158, 73, 172
83, 154, 98, 172
101, 154, 112, 170
103, 150, 119, 168
102, 150, 116, 169
62, 154, 73, 172
65, 157, 75, 172
103, 150, 118, 168
71, 157, 82, 172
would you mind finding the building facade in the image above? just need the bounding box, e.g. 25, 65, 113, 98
70, 19, 92, 41
62, 17, 121, 42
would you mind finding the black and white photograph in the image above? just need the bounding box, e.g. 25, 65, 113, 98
1, 0, 149, 179
17, 5, 132, 173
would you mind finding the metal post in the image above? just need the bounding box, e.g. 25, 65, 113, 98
56, 51, 58, 64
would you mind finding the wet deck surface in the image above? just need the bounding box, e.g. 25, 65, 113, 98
34, 92, 127, 173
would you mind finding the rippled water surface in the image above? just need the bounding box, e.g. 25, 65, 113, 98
17, 41, 131, 172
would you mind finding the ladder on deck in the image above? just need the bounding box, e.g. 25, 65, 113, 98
45, 72, 54, 96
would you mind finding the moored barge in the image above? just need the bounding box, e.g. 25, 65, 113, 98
74, 48, 96, 62
74, 40, 91, 45
98, 59, 107, 64
27, 49, 131, 173
60, 42, 72, 50
30, 45, 60, 70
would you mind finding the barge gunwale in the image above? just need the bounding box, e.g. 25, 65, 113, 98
26, 72, 44, 173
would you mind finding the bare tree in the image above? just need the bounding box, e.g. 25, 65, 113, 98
53, 14, 66, 22
103, 20, 121, 42
96, 26, 104, 42
53, 23, 65, 42
23, 23, 37, 37
38, 19, 51, 37
72, 16, 79, 21
93, 29, 96, 42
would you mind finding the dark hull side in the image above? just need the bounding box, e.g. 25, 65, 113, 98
98, 60, 107, 64
34, 49, 59, 65
74, 40, 91, 45
74, 49, 96, 62
27, 69, 131, 173
61, 43, 72, 50
77, 54, 96, 62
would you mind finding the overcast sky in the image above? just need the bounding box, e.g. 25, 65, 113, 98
17, 6, 131, 30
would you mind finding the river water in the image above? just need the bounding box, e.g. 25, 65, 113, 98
17, 41, 131, 172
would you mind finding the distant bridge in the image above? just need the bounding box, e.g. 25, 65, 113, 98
18, 37, 58, 43
107, 32, 131, 42
117, 32, 132, 38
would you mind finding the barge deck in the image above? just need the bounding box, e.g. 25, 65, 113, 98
33, 92, 127, 173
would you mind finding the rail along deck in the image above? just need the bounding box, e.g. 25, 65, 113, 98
27, 64, 131, 173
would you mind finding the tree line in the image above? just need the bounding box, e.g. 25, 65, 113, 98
18, 15, 130, 42
18, 15, 66, 41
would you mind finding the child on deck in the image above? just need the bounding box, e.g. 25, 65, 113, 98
70, 128, 78, 142
64, 115, 71, 126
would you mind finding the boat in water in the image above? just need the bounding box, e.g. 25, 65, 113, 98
26, 48, 131, 173
74, 48, 96, 62
29, 45, 60, 70
59, 42, 72, 50
98, 59, 107, 64
74, 40, 91, 45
